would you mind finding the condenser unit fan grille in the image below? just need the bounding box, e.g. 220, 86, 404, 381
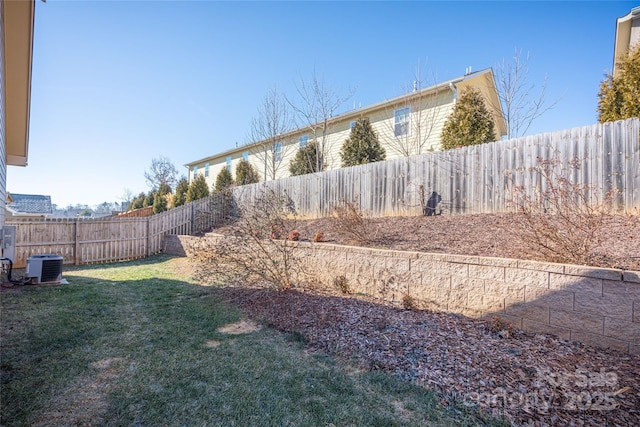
41, 259, 63, 282
26, 255, 64, 284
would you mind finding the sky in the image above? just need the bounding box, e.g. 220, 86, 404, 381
7, 0, 638, 209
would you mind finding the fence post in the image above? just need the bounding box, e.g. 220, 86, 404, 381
146, 218, 151, 257
74, 219, 80, 265
190, 202, 195, 235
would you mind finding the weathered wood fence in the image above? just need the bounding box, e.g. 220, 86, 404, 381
117, 206, 154, 218
234, 118, 640, 217
7, 194, 228, 268
8, 118, 639, 268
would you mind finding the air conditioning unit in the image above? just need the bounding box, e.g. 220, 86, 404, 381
26, 254, 63, 284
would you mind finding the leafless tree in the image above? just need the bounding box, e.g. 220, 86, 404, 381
382, 60, 449, 157
287, 68, 353, 172
191, 187, 303, 290
247, 85, 294, 181
495, 49, 562, 139
509, 157, 617, 266
144, 156, 178, 191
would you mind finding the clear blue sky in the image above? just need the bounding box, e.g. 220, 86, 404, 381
7, 0, 637, 209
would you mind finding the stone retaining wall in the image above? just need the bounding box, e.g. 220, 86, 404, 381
164, 234, 640, 354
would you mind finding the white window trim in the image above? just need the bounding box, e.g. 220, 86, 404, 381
394, 107, 411, 137
275, 142, 283, 162
299, 135, 309, 148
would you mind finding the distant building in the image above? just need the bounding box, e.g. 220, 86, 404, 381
185, 68, 506, 188
613, 6, 640, 77
6, 193, 52, 218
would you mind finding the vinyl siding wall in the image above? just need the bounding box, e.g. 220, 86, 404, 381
0, 0, 7, 232
190, 89, 459, 189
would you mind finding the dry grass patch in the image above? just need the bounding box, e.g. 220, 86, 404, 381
205, 339, 222, 348
216, 319, 261, 335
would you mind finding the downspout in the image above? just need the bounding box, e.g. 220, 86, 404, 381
449, 82, 458, 105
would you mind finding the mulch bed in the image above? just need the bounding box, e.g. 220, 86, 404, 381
206, 213, 640, 425
216, 285, 640, 426
288, 213, 640, 271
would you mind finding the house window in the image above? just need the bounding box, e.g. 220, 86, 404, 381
350, 121, 357, 129
205, 163, 209, 177
242, 151, 249, 161
193, 166, 198, 178
299, 135, 309, 148
275, 142, 283, 162
226, 156, 232, 171
394, 107, 411, 137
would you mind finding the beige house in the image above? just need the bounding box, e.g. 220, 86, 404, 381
1, 0, 35, 240
613, 6, 640, 77
186, 68, 506, 187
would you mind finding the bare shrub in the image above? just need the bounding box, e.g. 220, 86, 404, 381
330, 198, 378, 244
486, 316, 514, 339
510, 157, 617, 266
287, 230, 300, 241
333, 275, 351, 294
312, 230, 325, 243
192, 187, 302, 290
401, 292, 417, 311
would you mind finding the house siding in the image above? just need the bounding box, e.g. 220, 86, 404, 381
187, 71, 503, 188
0, 0, 7, 233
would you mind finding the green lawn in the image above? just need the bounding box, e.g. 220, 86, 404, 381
1, 255, 501, 426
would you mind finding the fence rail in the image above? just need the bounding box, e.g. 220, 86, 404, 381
7, 118, 639, 268
7, 193, 229, 268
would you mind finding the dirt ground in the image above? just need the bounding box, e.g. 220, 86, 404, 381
289, 213, 640, 271
197, 213, 640, 426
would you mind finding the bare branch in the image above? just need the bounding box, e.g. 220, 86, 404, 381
287, 67, 354, 171
495, 49, 563, 139
247, 85, 294, 181
192, 187, 303, 290
381, 60, 448, 156
144, 156, 178, 191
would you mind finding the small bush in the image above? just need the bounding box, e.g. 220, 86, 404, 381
270, 224, 284, 240
287, 230, 300, 241
401, 292, 417, 311
333, 275, 351, 294
330, 197, 378, 244
193, 187, 301, 290
487, 316, 513, 338
510, 157, 617, 266
312, 230, 325, 242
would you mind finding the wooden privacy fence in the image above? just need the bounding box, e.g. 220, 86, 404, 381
117, 206, 154, 218
233, 118, 640, 217
7, 118, 639, 267
7, 193, 229, 268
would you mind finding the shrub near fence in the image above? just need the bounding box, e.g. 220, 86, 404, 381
7, 193, 229, 268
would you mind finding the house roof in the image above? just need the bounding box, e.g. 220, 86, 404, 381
6, 193, 53, 215
613, 6, 640, 77
185, 68, 506, 167
3, 0, 35, 167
